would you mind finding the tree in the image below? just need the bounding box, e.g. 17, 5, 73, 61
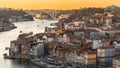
81, 38, 87, 47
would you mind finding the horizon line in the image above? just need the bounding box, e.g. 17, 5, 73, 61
0, 5, 120, 10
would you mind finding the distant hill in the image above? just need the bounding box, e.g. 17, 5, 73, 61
0, 8, 33, 23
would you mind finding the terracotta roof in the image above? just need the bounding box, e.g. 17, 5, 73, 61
46, 33, 56, 38
105, 45, 115, 48
115, 48, 120, 52
101, 27, 119, 31
98, 45, 115, 49
113, 57, 120, 60
87, 24, 102, 28
86, 29, 99, 32
30, 42, 41, 45
116, 32, 120, 35
34, 33, 45, 38
66, 34, 76, 39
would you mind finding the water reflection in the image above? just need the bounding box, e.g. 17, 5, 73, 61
9, 59, 40, 68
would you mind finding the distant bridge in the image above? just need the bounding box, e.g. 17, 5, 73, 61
25, 10, 59, 20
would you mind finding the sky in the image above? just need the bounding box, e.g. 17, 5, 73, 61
0, 0, 120, 10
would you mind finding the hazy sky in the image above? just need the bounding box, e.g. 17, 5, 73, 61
0, 0, 120, 10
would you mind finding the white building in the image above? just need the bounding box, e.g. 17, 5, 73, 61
34, 43, 44, 57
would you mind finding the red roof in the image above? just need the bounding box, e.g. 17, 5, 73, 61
101, 28, 119, 31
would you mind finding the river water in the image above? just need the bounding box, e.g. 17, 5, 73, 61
0, 19, 58, 68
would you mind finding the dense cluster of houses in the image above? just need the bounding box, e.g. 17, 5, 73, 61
9, 14, 34, 22
8, 11, 120, 68
0, 19, 16, 32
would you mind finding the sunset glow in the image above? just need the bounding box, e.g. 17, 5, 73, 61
0, 0, 120, 10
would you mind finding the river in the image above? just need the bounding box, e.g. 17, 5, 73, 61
0, 19, 58, 68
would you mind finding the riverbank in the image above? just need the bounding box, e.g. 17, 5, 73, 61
0, 19, 58, 68
3, 54, 71, 68
0, 23, 17, 32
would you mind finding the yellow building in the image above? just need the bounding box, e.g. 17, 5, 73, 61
35, 14, 41, 19
35, 14, 49, 19
58, 14, 69, 20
